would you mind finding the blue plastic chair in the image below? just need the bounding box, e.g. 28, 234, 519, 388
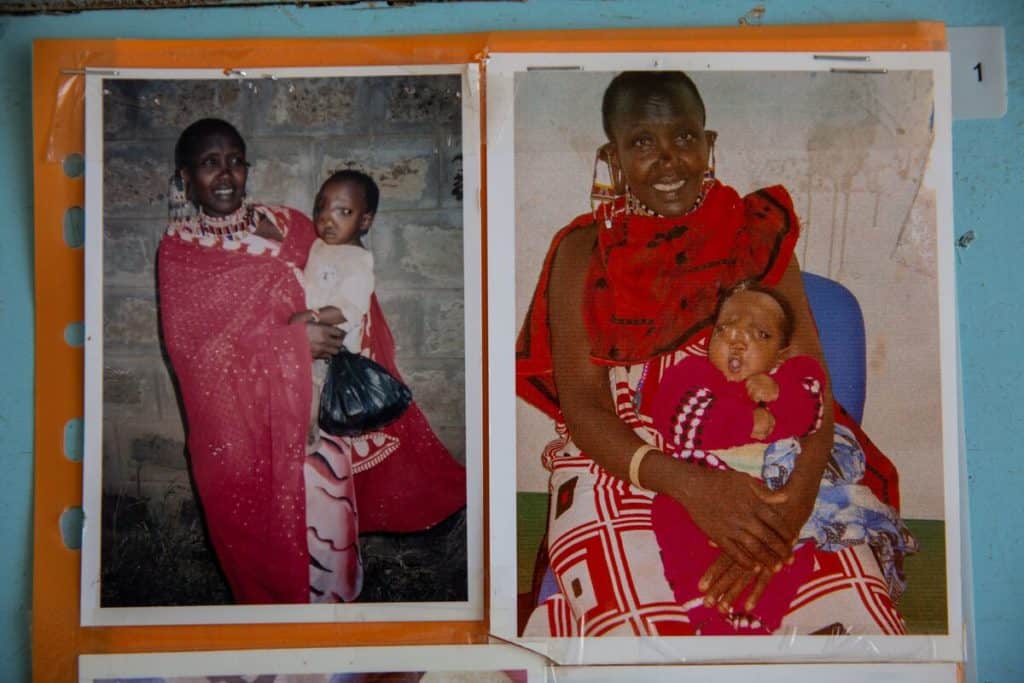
800, 272, 866, 423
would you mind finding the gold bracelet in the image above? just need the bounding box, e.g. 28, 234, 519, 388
628, 444, 659, 489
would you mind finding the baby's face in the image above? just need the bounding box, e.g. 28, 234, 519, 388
314, 180, 373, 245
707, 289, 788, 382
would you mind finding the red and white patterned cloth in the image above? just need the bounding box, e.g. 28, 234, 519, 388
523, 359, 906, 637
517, 182, 906, 636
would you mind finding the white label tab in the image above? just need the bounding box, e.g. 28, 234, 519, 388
948, 26, 1007, 120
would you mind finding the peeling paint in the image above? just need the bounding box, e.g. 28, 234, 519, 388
738, 4, 765, 26
957, 230, 977, 249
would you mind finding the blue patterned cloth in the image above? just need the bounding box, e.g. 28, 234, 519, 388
761, 424, 919, 599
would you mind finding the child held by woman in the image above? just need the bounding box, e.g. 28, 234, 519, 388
293, 170, 467, 603
297, 170, 380, 450
650, 283, 825, 634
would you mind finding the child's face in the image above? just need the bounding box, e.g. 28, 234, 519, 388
707, 290, 789, 382
314, 180, 373, 245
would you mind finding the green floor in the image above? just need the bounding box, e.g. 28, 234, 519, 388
517, 492, 947, 634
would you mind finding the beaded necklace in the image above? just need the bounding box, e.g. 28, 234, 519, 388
627, 176, 715, 219
196, 204, 255, 242
632, 360, 652, 411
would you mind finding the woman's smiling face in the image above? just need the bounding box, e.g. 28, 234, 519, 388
607, 87, 712, 217
182, 132, 249, 217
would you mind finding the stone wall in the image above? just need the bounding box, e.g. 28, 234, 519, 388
101, 75, 466, 509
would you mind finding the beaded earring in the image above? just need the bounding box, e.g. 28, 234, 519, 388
705, 130, 718, 182
590, 143, 626, 229
167, 171, 198, 234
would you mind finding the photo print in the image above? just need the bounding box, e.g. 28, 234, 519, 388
81, 65, 483, 626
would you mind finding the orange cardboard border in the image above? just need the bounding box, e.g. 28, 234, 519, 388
33, 22, 945, 682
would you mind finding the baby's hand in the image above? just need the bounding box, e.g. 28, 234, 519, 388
751, 407, 776, 440
745, 373, 779, 404
317, 306, 346, 326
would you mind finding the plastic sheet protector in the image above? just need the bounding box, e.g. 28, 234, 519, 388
31, 22, 965, 683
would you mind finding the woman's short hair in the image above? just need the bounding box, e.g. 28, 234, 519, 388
174, 118, 246, 173
320, 169, 380, 215
601, 71, 706, 139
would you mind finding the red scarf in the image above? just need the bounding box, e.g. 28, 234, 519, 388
517, 182, 799, 419
586, 181, 798, 362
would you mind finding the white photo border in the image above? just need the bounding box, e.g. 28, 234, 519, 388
486, 51, 963, 664
78, 644, 546, 681
550, 663, 960, 683
81, 63, 484, 626
77, 647, 960, 682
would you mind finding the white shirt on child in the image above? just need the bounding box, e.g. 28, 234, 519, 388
303, 239, 374, 353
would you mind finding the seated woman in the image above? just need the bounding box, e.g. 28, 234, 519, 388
516, 72, 914, 636
158, 118, 465, 604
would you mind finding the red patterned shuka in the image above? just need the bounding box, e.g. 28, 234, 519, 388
159, 203, 465, 604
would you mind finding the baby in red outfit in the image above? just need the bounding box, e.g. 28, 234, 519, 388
650, 284, 826, 634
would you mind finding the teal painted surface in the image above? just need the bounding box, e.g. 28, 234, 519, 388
1, 1, 1020, 681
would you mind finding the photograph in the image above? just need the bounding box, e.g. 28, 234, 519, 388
544, 663, 959, 682
81, 65, 483, 625
487, 52, 962, 663
78, 645, 543, 682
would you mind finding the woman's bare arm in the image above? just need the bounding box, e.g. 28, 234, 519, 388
547, 225, 793, 569
548, 226, 671, 480
772, 257, 835, 528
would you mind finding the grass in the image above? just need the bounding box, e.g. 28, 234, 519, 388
101, 490, 232, 607
100, 489, 467, 606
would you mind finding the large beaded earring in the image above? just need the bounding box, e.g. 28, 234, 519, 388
167, 171, 197, 234
591, 142, 626, 229
705, 130, 718, 182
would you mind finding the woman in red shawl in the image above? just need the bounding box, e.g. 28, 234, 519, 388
158, 119, 465, 604
517, 72, 909, 636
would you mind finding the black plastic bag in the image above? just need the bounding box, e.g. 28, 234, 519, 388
318, 349, 413, 436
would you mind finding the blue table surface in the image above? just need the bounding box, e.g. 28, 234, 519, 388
2, 1, 1022, 681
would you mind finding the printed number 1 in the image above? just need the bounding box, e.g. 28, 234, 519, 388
974, 62, 984, 82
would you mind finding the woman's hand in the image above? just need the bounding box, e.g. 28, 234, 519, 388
698, 476, 817, 612
289, 310, 344, 359
667, 466, 793, 572
699, 555, 774, 615
316, 305, 345, 326
254, 216, 285, 241
306, 323, 344, 359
